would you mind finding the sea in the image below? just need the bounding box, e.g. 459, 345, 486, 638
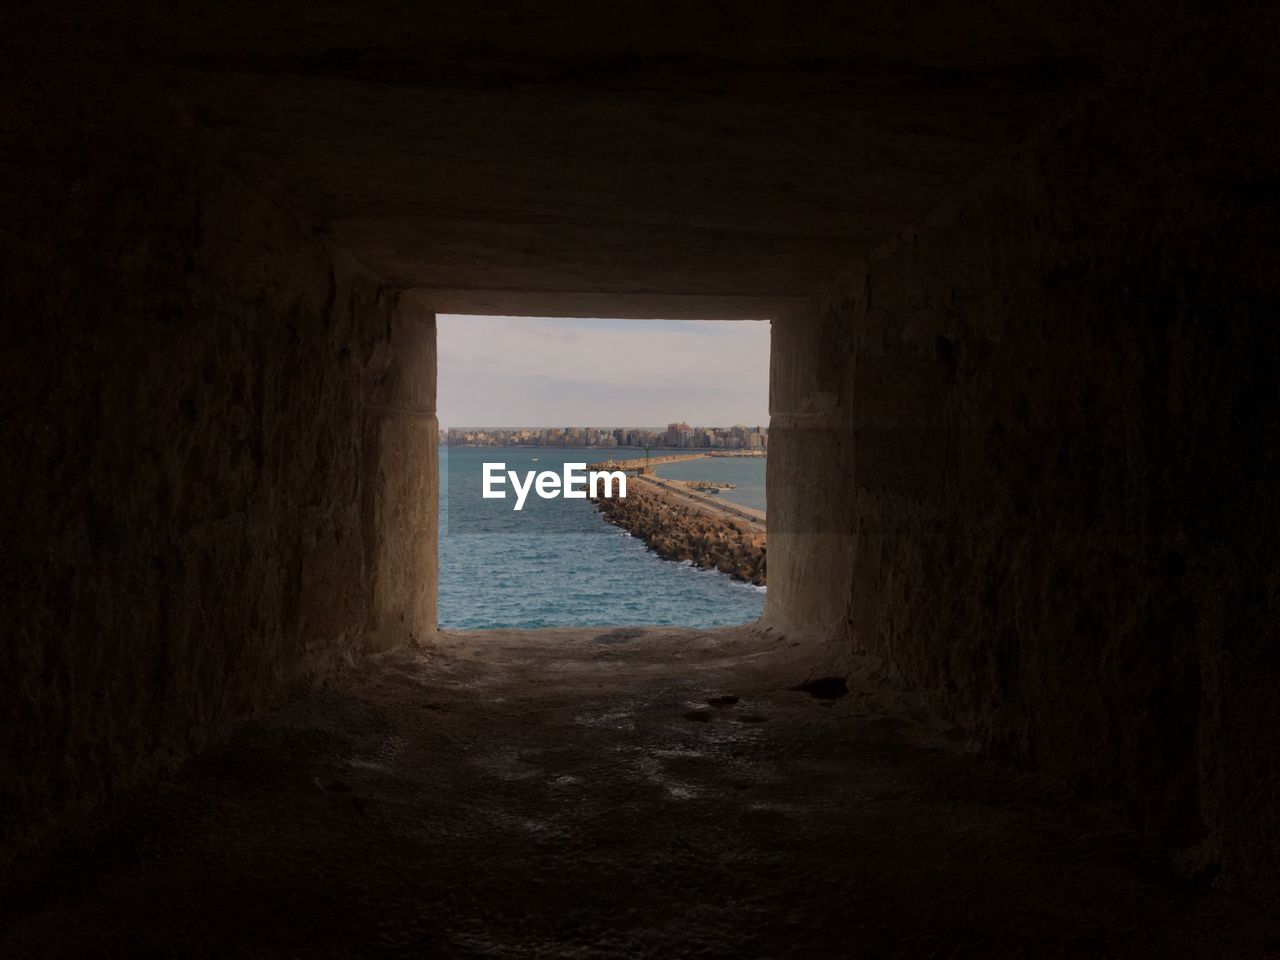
439, 446, 767, 629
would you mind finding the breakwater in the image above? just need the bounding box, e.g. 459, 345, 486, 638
590, 450, 764, 475
680, 480, 735, 491
592, 482, 766, 585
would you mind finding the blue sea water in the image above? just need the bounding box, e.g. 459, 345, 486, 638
439, 446, 767, 629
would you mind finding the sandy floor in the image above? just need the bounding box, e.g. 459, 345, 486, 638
0, 627, 1269, 958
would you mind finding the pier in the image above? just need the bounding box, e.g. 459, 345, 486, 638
635, 473, 765, 532
588, 450, 764, 476
587, 451, 766, 532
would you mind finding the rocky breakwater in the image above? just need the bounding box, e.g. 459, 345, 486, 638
593, 485, 766, 585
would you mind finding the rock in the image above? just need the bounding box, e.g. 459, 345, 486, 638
592, 487, 766, 585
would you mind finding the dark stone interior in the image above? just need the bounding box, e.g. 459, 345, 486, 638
2, 2, 1276, 953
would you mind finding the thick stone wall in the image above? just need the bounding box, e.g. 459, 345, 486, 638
0, 71, 437, 847
767, 45, 1279, 895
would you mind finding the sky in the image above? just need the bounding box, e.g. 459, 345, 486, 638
436, 315, 771, 428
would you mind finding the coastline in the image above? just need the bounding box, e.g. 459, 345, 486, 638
591, 478, 766, 586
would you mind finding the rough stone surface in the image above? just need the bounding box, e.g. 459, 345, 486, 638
0, 75, 437, 850
11, 1, 1131, 318
766, 36, 1280, 897
0, 629, 1271, 958
4, 0, 1278, 914
593, 486, 766, 585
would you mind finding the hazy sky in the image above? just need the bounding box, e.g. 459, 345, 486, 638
436, 315, 771, 428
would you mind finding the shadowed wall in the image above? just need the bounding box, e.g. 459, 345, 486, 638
0, 73, 437, 846
2, 0, 1276, 907
766, 35, 1279, 896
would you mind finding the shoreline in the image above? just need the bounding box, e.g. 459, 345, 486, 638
589, 451, 766, 521
640, 473, 766, 529
591, 479, 766, 586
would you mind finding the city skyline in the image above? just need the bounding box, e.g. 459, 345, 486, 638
443, 421, 767, 431
445, 422, 767, 451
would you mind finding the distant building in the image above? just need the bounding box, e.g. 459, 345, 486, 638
443, 422, 767, 449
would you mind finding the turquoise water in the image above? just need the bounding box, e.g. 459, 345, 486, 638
651, 455, 766, 511
439, 446, 766, 629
